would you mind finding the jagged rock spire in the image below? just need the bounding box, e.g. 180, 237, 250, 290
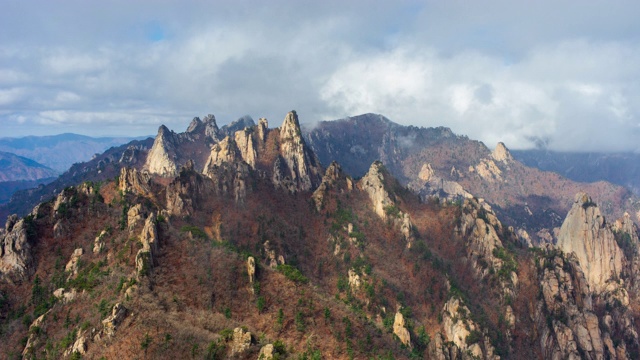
144, 125, 178, 177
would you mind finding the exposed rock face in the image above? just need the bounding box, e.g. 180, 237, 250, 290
257, 118, 269, 142
102, 303, 127, 337
230, 327, 252, 356
614, 212, 640, 293
53, 219, 66, 239
127, 204, 147, 231
205, 137, 241, 168
393, 311, 411, 347
441, 297, 498, 359
235, 129, 257, 168
167, 163, 214, 216
247, 256, 256, 284
273, 111, 322, 192
556, 193, 624, 293
22, 312, 48, 357
348, 268, 361, 290
533, 247, 636, 360
93, 230, 107, 254
119, 167, 151, 196
135, 213, 158, 277
409, 162, 473, 202
65, 248, 84, 277
263, 241, 285, 269
312, 161, 353, 211
359, 161, 394, 219
457, 197, 517, 288
144, 125, 179, 177
258, 343, 274, 359
186, 114, 220, 141
0, 218, 33, 280
360, 161, 416, 247
53, 287, 77, 303
491, 142, 513, 163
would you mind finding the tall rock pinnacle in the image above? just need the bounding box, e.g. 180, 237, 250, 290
556, 193, 624, 293
144, 125, 179, 177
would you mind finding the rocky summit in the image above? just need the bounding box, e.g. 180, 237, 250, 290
2, 111, 640, 359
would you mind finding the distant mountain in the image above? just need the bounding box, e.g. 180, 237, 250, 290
512, 149, 640, 195
0, 151, 58, 182
0, 133, 149, 172
303, 113, 639, 243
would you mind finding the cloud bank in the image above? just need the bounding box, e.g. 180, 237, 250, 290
0, 0, 639, 152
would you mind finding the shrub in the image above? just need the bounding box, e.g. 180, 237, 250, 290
277, 264, 308, 284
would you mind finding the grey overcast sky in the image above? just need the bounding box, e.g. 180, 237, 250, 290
0, 0, 639, 152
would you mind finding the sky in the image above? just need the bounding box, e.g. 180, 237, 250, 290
0, 0, 639, 152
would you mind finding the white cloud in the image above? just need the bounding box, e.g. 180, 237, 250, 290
0, 1, 639, 150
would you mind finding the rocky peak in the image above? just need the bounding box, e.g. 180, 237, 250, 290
219, 115, 255, 137
257, 117, 269, 142
144, 125, 179, 177
202, 114, 220, 139
234, 128, 257, 168
491, 142, 513, 163
186, 115, 220, 140
204, 136, 241, 169
312, 161, 353, 211
273, 111, 322, 192
359, 161, 394, 219
186, 117, 203, 133
556, 193, 624, 293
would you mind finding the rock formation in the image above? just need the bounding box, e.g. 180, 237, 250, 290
167, 162, 214, 216
127, 204, 147, 231
393, 310, 411, 347
556, 193, 624, 293
272, 111, 322, 192
65, 248, 83, 277
534, 247, 638, 359
102, 303, 127, 337
144, 125, 179, 177
258, 343, 274, 359
135, 213, 158, 277
234, 128, 257, 168
312, 161, 353, 211
0, 217, 33, 280
247, 256, 256, 284
491, 142, 513, 163
440, 297, 499, 359
230, 327, 252, 356
359, 161, 394, 219
119, 167, 151, 196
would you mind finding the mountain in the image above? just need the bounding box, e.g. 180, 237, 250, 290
303, 113, 639, 244
0, 133, 148, 173
512, 149, 640, 195
0, 151, 57, 206
0, 151, 58, 182
2, 111, 640, 359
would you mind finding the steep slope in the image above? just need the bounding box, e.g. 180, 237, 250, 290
304, 114, 638, 243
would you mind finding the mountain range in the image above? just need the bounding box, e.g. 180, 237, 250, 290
0, 134, 149, 173
1, 112, 640, 359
